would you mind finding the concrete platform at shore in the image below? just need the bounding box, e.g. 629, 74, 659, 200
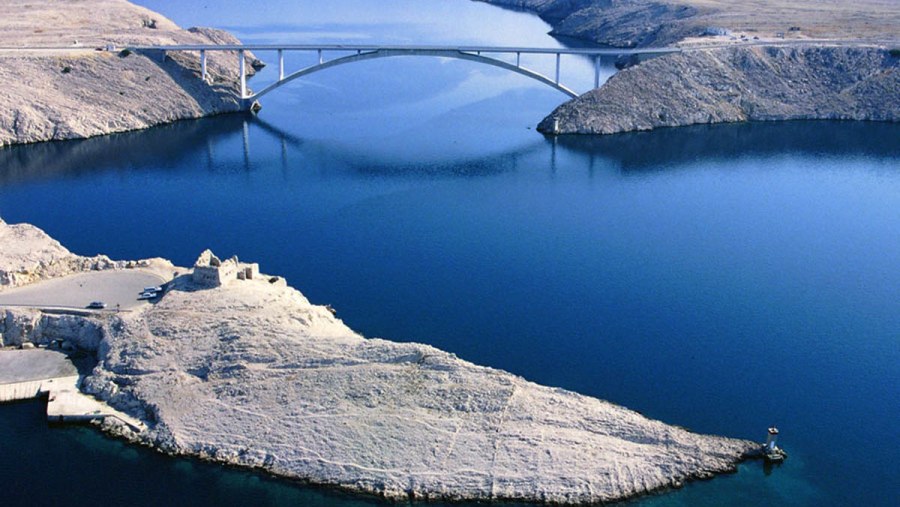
0, 349, 145, 431
0, 348, 76, 384
0, 348, 79, 402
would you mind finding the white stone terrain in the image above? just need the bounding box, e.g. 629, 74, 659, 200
0, 0, 256, 147
539, 45, 900, 135
0, 217, 171, 289
484, 0, 900, 135
0, 217, 758, 503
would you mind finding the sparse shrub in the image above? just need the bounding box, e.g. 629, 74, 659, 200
61, 66, 72, 74
889, 49, 900, 58
118, 49, 132, 58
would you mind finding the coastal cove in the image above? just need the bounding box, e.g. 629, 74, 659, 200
1, 1, 899, 506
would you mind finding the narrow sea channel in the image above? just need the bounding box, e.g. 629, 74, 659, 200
1, 1, 897, 505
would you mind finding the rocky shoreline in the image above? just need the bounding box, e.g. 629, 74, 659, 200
482, 0, 900, 134
539, 44, 900, 135
2, 1, 896, 144
0, 217, 761, 503
0, 0, 255, 147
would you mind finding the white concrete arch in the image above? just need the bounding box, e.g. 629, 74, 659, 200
248, 48, 580, 101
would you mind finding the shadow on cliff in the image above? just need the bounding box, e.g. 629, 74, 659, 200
136, 48, 253, 114
554, 120, 900, 173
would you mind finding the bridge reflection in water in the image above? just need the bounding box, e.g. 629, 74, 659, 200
2, 115, 898, 187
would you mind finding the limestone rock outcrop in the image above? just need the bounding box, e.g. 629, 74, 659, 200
82, 271, 756, 503
0, 218, 174, 289
538, 46, 900, 134
3, 219, 759, 503
0, 307, 104, 349
482, 0, 900, 48
0, 217, 113, 288
483, 0, 703, 48
0, 0, 257, 147
482, 0, 900, 134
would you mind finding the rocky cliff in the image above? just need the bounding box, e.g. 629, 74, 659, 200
0, 217, 760, 504
539, 45, 900, 134
482, 0, 900, 134
0, 0, 256, 147
481, 0, 704, 48
482, 0, 900, 48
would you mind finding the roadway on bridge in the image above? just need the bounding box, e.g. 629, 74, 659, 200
0, 270, 166, 311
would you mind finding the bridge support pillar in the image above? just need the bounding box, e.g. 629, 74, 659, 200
200, 49, 208, 81
239, 49, 247, 99
278, 49, 284, 80
555, 53, 560, 84
594, 56, 600, 89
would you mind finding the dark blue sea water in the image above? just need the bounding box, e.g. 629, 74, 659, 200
1, 1, 898, 505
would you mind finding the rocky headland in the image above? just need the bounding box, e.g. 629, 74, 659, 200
0, 217, 761, 503
540, 45, 899, 134
483, 0, 900, 134
0, 0, 255, 147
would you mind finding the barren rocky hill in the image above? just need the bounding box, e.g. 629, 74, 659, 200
539, 45, 900, 134
483, 0, 900, 48
0, 0, 255, 146
483, 0, 900, 134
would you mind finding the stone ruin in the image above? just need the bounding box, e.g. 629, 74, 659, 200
191, 249, 259, 288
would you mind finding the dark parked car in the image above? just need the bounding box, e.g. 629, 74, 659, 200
87, 301, 107, 309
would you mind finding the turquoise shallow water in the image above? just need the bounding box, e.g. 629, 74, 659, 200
1, 1, 898, 505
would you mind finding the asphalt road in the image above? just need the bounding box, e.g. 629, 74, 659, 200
0, 270, 166, 311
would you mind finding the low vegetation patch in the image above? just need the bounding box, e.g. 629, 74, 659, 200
889, 48, 900, 58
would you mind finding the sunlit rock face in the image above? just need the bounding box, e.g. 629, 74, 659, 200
0, 0, 256, 147
540, 46, 900, 135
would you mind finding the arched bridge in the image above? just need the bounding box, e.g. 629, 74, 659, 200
125, 44, 681, 107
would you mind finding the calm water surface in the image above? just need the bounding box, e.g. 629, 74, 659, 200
1, 1, 898, 506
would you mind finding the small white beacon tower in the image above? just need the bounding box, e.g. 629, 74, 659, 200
765, 426, 779, 452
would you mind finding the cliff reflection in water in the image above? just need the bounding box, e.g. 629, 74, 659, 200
557, 120, 900, 173
0, 115, 268, 186
2, 118, 898, 188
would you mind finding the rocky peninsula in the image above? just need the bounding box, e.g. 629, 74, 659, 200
483, 0, 900, 134
0, 217, 760, 503
0, 0, 254, 147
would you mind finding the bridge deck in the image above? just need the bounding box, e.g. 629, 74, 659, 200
123, 44, 681, 56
